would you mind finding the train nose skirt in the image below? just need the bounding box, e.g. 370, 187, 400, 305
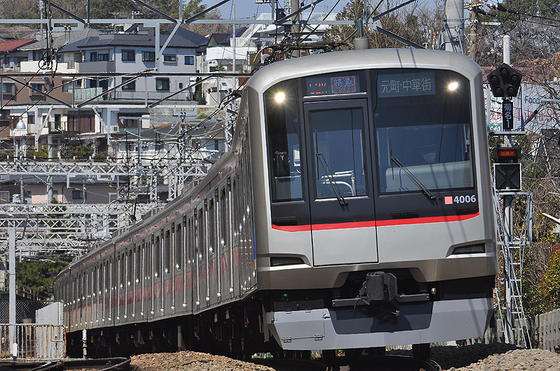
265, 298, 493, 350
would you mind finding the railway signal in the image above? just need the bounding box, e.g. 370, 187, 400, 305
487, 63, 522, 98
494, 147, 522, 191
487, 64, 522, 132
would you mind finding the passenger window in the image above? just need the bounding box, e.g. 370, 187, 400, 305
176, 223, 182, 270
164, 230, 171, 274
154, 235, 160, 277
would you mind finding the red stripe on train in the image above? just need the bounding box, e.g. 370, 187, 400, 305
271, 213, 479, 232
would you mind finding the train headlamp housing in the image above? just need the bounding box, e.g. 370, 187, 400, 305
452, 244, 485, 255
270, 256, 305, 267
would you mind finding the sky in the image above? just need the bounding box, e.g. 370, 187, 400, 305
202, 0, 348, 20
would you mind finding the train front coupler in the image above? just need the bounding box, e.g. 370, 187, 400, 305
331, 271, 430, 316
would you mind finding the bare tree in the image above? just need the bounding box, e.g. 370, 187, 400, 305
323, 0, 443, 49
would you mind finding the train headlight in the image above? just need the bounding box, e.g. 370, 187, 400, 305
274, 92, 286, 103
448, 81, 459, 91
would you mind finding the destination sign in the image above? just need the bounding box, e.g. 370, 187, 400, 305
306, 75, 359, 96
378, 72, 436, 98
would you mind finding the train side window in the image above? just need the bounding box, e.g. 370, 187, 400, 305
209, 199, 215, 256
164, 230, 171, 274
135, 244, 141, 284
92, 267, 97, 297
144, 239, 151, 281
81, 274, 85, 303
220, 188, 227, 252
100, 264, 104, 295
176, 223, 182, 270
154, 235, 161, 278
187, 217, 193, 268
104, 261, 109, 294
119, 253, 125, 288
197, 208, 204, 263
127, 250, 132, 286
87, 270, 91, 299
264, 79, 303, 202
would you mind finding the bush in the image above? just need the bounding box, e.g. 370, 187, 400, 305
540, 245, 560, 311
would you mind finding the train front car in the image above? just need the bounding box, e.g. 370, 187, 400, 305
248, 49, 497, 352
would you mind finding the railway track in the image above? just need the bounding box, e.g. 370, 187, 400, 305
0, 358, 135, 371
254, 355, 442, 371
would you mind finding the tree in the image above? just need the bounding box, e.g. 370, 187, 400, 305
0, 0, 40, 19
15, 258, 68, 297
181, 0, 206, 19
89, 0, 138, 20
323, 0, 442, 50
540, 246, 560, 311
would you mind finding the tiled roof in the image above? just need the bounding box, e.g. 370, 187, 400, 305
61, 28, 203, 53
0, 39, 36, 52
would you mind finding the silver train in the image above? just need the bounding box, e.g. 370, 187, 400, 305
55, 48, 498, 359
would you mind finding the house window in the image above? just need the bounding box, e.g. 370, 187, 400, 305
122, 50, 136, 62
72, 190, 84, 200
90, 52, 98, 62
163, 54, 177, 63
122, 77, 136, 91
98, 53, 109, 61
32, 51, 43, 61
184, 55, 194, 65
118, 113, 142, 128
30, 83, 44, 94
62, 79, 73, 93
142, 51, 155, 62
2, 83, 14, 94
156, 78, 170, 91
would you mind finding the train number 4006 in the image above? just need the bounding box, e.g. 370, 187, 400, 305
454, 195, 477, 204
445, 195, 477, 204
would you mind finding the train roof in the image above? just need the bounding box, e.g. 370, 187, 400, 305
247, 48, 483, 93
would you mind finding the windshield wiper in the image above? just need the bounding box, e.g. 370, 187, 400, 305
390, 156, 437, 201
317, 153, 348, 206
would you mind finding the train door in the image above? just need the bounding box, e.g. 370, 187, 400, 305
303, 99, 378, 266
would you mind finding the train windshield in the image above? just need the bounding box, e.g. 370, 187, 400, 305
265, 80, 303, 202
264, 68, 475, 204
374, 69, 474, 194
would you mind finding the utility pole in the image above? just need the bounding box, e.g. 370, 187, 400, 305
291, 0, 300, 56
442, 0, 465, 53
8, 228, 16, 360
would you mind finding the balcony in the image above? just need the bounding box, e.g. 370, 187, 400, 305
76, 60, 116, 74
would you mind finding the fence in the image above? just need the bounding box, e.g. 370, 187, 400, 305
526, 308, 560, 352
0, 324, 65, 360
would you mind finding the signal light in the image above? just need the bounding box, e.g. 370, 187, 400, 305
487, 63, 522, 98
494, 146, 522, 191
495, 146, 520, 162
494, 163, 522, 190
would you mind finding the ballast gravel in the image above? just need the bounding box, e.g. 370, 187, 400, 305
130, 343, 560, 370
131, 351, 275, 371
